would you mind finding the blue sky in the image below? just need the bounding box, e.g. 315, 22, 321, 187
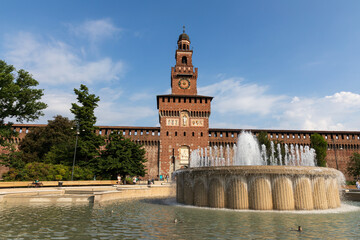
1, 0, 360, 130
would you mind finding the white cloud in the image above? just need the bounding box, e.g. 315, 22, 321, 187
69, 18, 121, 43
279, 92, 360, 130
96, 101, 157, 126
97, 87, 123, 101
200, 78, 360, 131
4, 32, 124, 86
199, 78, 286, 115
325, 91, 360, 105
26, 90, 75, 124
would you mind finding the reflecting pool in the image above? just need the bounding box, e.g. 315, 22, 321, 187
0, 199, 359, 239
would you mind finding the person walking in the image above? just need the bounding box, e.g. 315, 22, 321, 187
117, 174, 121, 185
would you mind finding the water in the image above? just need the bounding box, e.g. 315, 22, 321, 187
190, 132, 316, 168
0, 200, 360, 239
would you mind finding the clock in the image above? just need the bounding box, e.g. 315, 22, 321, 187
178, 78, 190, 89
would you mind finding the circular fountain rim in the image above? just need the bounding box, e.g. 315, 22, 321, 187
176, 165, 342, 177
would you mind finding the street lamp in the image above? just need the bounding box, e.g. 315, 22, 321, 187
71, 122, 81, 181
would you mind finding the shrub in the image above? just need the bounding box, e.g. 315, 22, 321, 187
2, 162, 94, 181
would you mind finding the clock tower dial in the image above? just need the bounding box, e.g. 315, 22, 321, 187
178, 78, 190, 89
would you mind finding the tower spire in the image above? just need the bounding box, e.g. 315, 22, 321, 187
183, 25, 185, 33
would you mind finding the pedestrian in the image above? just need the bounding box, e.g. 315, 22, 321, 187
133, 176, 137, 185
117, 174, 121, 185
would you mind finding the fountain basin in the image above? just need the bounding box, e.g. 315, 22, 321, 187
176, 166, 343, 210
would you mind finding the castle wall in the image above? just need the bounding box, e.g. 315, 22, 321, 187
1, 125, 360, 180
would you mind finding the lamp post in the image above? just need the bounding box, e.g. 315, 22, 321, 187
71, 123, 80, 181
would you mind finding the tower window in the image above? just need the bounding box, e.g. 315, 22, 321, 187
192, 132, 195, 137
175, 131, 178, 136
184, 132, 186, 136
182, 56, 187, 64
166, 131, 169, 136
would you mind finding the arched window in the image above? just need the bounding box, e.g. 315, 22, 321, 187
182, 56, 187, 64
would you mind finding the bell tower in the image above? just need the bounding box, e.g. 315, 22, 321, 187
157, 28, 213, 177
171, 27, 198, 95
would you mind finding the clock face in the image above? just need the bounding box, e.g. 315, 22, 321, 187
178, 78, 190, 89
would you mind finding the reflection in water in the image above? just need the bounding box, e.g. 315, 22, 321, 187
0, 199, 359, 239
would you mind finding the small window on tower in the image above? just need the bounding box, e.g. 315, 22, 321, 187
182, 56, 187, 64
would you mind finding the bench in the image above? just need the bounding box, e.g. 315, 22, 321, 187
27, 182, 43, 188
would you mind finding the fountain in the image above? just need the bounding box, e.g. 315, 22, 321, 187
176, 132, 344, 210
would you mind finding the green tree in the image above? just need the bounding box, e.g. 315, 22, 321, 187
19, 115, 75, 165
347, 152, 360, 180
257, 131, 271, 156
2, 162, 93, 181
70, 84, 104, 169
310, 133, 328, 167
256, 131, 285, 165
98, 132, 147, 180
0, 60, 47, 166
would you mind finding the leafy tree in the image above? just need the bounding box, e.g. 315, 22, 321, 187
70, 84, 104, 169
347, 152, 360, 180
0, 60, 47, 167
256, 131, 284, 165
310, 133, 327, 167
0, 143, 24, 169
0, 60, 47, 143
19, 115, 75, 165
3, 162, 93, 181
98, 132, 147, 180
257, 131, 271, 156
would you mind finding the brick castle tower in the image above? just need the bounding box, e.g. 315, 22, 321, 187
157, 28, 213, 176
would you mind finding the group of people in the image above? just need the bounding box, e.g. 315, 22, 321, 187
116, 175, 138, 185
159, 174, 169, 182
356, 179, 360, 189
116, 174, 170, 185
